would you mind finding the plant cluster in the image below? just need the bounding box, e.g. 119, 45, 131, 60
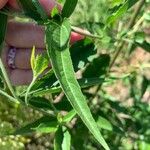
0, 0, 150, 149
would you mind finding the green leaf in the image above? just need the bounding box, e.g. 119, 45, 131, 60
111, 0, 125, 7
107, 1, 128, 25
83, 54, 110, 78
135, 32, 145, 44
31, 77, 105, 96
20, 96, 52, 110
0, 13, 7, 54
62, 109, 76, 123
54, 127, 63, 150
135, 40, 150, 53
14, 116, 57, 135
31, 46, 36, 70
51, 6, 60, 18
19, 0, 43, 22
32, 121, 58, 133
70, 38, 97, 71
138, 141, 150, 150
46, 19, 109, 150
32, 0, 48, 21
54, 126, 71, 150
107, 0, 138, 25
31, 46, 49, 77
62, 126, 71, 150
51, 20, 71, 49
140, 76, 149, 99
62, 0, 78, 18
97, 116, 113, 131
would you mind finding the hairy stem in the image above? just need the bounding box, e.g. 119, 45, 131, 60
71, 26, 101, 39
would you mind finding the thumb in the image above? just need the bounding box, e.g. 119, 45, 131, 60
0, 0, 8, 9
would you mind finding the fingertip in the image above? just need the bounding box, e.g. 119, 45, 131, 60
8, 0, 20, 10
0, 0, 8, 9
70, 32, 84, 44
39, 0, 61, 15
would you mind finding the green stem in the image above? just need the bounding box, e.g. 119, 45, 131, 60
25, 76, 37, 104
0, 89, 19, 104
109, 0, 145, 70
0, 58, 18, 100
71, 26, 101, 39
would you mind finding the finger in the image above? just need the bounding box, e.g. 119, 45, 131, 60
39, 0, 61, 15
10, 69, 32, 85
8, 0, 20, 10
0, 0, 8, 9
15, 48, 45, 69
6, 21, 45, 48
6, 21, 84, 48
8, 0, 61, 14
70, 32, 84, 44
10, 68, 49, 85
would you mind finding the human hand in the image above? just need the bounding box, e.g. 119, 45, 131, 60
1, 0, 84, 86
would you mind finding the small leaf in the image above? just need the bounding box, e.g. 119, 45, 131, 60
54, 127, 63, 150
20, 96, 52, 110
107, 1, 128, 25
32, 121, 58, 133
31, 46, 36, 70
14, 116, 57, 135
135, 32, 145, 44
62, 126, 71, 150
51, 6, 59, 18
83, 54, 110, 78
140, 76, 149, 99
31, 47, 49, 77
62, 0, 78, 18
135, 40, 150, 53
97, 116, 113, 131
107, 0, 138, 25
70, 38, 97, 71
54, 126, 71, 150
31, 77, 105, 96
62, 109, 76, 123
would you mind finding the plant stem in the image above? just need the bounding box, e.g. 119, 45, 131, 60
71, 26, 101, 39
127, 0, 146, 29
109, 0, 145, 70
0, 89, 19, 104
0, 58, 18, 100
95, 0, 146, 95
25, 76, 37, 104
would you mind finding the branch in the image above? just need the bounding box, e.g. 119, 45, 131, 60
109, 0, 146, 70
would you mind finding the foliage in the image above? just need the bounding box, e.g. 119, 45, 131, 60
0, 0, 150, 149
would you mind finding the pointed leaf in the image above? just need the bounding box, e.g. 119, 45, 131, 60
62, 109, 76, 123
54, 126, 71, 150
62, 0, 78, 18
62, 126, 71, 150
54, 127, 63, 150
32, 0, 48, 20
19, 0, 42, 22
14, 116, 57, 135
46, 19, 109, 150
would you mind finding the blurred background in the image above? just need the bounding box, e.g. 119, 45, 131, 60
0, 0, 150, 149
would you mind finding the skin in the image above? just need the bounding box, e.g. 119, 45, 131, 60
0, 0, 84, 85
